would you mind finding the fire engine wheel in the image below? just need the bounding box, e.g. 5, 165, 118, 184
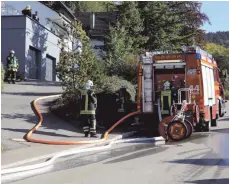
184, 120, 193, 139
202, 121, 210, 132
167, 120, 187, 141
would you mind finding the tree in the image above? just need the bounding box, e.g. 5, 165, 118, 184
204, 42, 229, 89
138, 1, 181, 50
103, 2, 148, 83
204, 43, 229, 70
64, 1, 117, 12
138, 1, 209, 50
117, 1, 148, 52
104, 23, 132, 63
205, 31, 229, 48
56, 21, 105, 101
166, 1, 210, 46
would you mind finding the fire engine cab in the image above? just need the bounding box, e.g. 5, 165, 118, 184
137, 46, 227, 141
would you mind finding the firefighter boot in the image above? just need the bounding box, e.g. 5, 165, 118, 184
90, 119, 98, 138
85, 132, 89, 137
90, 133, 98, 138
12, 71, 16, 84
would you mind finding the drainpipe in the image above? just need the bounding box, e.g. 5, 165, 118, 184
90, 12, 95, 30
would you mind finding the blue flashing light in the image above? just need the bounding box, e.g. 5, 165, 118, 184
196, 53, 201, 59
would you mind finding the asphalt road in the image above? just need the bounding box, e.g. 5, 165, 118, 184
2, 109, 229, 184
1, 81, 63, 151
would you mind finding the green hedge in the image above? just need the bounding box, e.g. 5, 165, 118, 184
98, 75, 136, 102
50, 75, 137, 127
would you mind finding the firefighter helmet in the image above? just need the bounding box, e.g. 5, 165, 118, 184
25, 5, 31, 10
86, 80, 93, 87
84, 80, 93, 90
10, 50, 15, 54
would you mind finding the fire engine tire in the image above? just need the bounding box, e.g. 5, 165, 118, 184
202, 121, 210, 132
211, 118, 217, 127
167, 120, 187, 141
210, 107, 217, 127
184, 120, 193, 139
219, 100, 225, 117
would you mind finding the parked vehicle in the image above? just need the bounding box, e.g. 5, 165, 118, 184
137, 46, 227, 141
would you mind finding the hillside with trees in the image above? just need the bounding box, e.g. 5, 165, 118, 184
205, 31, 229, 48
204, 32, 229, 92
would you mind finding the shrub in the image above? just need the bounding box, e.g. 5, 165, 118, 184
105, 53, 139, 84
51, 75, 137, 128
1, 63, 5, 90
98, 75, 136, 102
225, 90, 229, 100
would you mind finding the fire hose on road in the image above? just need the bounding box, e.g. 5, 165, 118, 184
1, 94, 165, 175
26, 94, 141, 145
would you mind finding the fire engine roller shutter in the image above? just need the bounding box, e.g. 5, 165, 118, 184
141, 56, 154, 113
154, 62, 186, 69
201, 64, 215, 106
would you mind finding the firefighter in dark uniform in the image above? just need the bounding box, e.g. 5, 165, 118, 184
7, 50, 19, 84
80, 80, 98, 138
115, 86, 131, 113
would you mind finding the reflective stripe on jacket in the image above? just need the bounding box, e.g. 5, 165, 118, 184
79, 89, 97, 115
7, 56, 18, 68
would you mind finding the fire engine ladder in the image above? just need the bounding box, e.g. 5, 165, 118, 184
141, 56, 154, 113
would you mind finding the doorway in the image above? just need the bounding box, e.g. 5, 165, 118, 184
45, 54, 56, 82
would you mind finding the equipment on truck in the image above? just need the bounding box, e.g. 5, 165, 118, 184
137, 46, 227, 141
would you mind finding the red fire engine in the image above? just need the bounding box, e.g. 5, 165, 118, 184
137, 46, 227, 141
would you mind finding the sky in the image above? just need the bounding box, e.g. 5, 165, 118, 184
201, 1, 229, 32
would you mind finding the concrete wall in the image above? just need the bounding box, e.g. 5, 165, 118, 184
1, 16, 26, 75
25, 16, 61, 81
1, 15, 61, 81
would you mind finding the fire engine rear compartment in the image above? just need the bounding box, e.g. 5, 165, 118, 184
141, 61, 187, 136
137, 46, 227, 140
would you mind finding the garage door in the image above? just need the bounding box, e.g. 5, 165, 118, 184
45, 55, 56, 81
27, 47, 38, 79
